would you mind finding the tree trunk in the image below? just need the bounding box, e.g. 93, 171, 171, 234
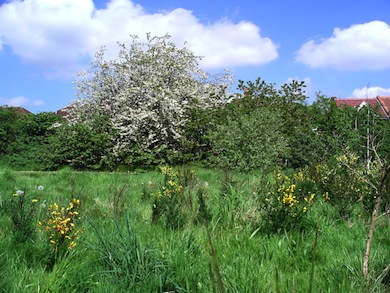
363, 193, 381, 278
363, 165, 390, 278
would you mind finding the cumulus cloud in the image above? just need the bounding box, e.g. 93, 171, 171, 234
0, 0, 278, 77
296, 21, 390, 70
352, 86, 390, 98
0, 1, 95, 67
0, 96, 45, 107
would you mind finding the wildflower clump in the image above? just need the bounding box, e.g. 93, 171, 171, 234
39, 198, 82, 256
152, 166, 185, 229
310, 153, 372, 219
256, 169, 317, 234
6, 189, 40, 242
151, 166, 209, 229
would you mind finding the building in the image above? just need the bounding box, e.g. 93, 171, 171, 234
334, 96, 390, 119
0, 105, 32, 114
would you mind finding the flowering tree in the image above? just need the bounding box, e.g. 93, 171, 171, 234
71, 34, 233, 161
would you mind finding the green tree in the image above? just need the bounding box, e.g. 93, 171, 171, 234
0, 107, 20, 157
46, 113, 115, 170
0, 109, 62, 170
213, 77, 309, 169
208, 107, 289, 172
294, 93, 363, 167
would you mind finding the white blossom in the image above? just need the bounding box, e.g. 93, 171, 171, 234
70, 34, 233, 155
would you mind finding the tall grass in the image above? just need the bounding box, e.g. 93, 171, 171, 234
0, 167, 388, 292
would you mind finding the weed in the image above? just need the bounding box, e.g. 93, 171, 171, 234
5, 189, 40, 242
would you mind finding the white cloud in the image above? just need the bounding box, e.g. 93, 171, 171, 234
0, 0, 278, 77
0, 0, 95, 66
352, 86, 390, 98
0, 96, 45, 107
6, 96, 29, 107
32, 99, 46, 106
296, 21, 390, 70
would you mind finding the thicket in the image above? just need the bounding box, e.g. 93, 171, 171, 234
1, 88, 386, 174
0, 109, 62, 170
2, 34, 388, 173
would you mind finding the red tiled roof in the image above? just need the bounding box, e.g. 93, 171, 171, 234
1, 105, 32, 114
334, 97, 388, 118
334, 98, 378, 108
376, 96, 390, 117
56, 105, 74, 119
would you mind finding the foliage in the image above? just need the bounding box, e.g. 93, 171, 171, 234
208, 106, 289, 172
152, 166, 186, 229
71, 34, 233, 165
3, 189, 40, 242
235, 77, 307, 108
333, 121, 390, 278
288, 92, 363, 168
308, 152, 373, 220
152, 166, 211, 229
180, 106, 217, 162
0, 107, 20, 156
255, 169, 317, 234
0, 109, 63, 170
208, 77, 314, 170
46, 113, 115, 170
308, 93, 390, 167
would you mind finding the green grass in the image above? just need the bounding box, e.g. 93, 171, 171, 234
0, 166, 389, 292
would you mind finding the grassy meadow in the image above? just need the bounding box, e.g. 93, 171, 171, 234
0, 166, 389, 292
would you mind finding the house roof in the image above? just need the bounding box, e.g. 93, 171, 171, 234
56, 108, 69, 118
377, 96, 390, 116
56, 105, 75, 119
334, 98, 377, 108
1, 105, 32, 114
334, 96, 390, 118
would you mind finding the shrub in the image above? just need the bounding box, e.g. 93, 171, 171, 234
151, 166, 211, 229
152, 166, 185, 229
309, 153, 372, 220
208, 107, 288, 172
256, 169, 317, 234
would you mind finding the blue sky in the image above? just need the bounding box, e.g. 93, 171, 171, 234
0, 0, 389, 113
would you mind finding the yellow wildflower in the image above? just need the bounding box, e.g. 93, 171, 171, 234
168, 180, 176, 186
323, 192, 330, 202
290, 184, 296, 192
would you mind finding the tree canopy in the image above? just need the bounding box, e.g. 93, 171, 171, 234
71, 34, 233, 161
